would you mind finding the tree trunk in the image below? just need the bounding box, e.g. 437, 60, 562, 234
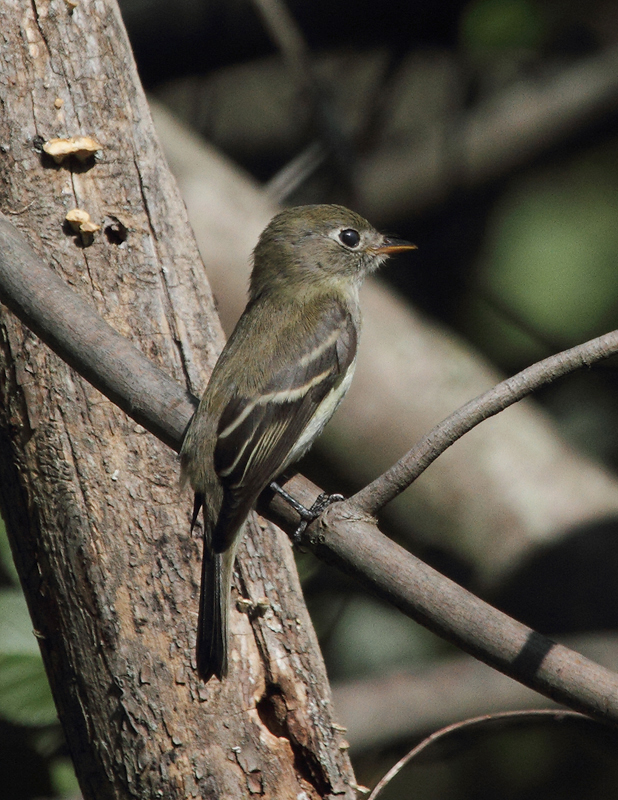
0, 1, 355, 797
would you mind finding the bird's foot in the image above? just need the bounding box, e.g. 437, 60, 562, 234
269, 482, 344, 546
294, 491, 345, 545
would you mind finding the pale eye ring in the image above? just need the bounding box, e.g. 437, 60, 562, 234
339, 228, 361, 248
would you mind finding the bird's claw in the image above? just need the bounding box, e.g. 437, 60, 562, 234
269, 482, 344, 546
292, 492, 345, 545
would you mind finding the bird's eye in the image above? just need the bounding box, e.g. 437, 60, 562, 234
339, 228, 360, 248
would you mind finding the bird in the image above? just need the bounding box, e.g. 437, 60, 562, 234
180, 203, 416, 681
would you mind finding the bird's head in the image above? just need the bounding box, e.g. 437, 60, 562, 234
250, 204, 416, 300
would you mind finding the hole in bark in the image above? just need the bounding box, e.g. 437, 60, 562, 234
103, 216, 128, 245
256, 685, 287, 738
257, 683, 331, 795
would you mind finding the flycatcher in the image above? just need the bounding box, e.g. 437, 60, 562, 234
180, 204, 416, 681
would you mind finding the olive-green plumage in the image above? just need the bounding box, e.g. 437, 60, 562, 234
180, 204, 415, 681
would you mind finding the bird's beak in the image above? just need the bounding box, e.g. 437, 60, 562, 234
373, 236, 417, 255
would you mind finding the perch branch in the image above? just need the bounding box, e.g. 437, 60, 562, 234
2, 212, 618, 728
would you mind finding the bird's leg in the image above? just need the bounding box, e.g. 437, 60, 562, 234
269, 481, 344, 545
269, 481, 311, 519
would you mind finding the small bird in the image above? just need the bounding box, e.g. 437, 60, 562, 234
180, 204, 416, 681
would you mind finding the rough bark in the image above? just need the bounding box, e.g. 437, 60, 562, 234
0, 2, 354, 798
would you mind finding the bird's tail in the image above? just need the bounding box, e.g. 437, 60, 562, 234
196, 535, 238, 682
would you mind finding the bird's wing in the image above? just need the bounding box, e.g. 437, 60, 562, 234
211, 300, 357, 551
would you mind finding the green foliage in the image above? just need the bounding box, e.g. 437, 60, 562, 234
487, 166, 618, 340
461, 0, 546, 54
467, 144, 618, 368
0, 589, 56, 727
0, 517, 18, 585
50, 758, 80, 798
0, 588, 40, 657
0, 654, 57, 728
0, 523, 77, 797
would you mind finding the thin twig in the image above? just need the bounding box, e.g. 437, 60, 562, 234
367, 710, 598, 800
264, 140, 327, 204
250, 0, 308, 85
250, 0, 353, 188
351, 330, 618, 515
332, 632, 618, 750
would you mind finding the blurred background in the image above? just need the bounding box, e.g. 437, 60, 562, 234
4, 0, 618, 797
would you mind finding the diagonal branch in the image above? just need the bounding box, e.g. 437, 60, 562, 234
0, 216, 196, 450
263, 474, 618, 728
351, 332, 618, 515
2, 212, 618, 728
